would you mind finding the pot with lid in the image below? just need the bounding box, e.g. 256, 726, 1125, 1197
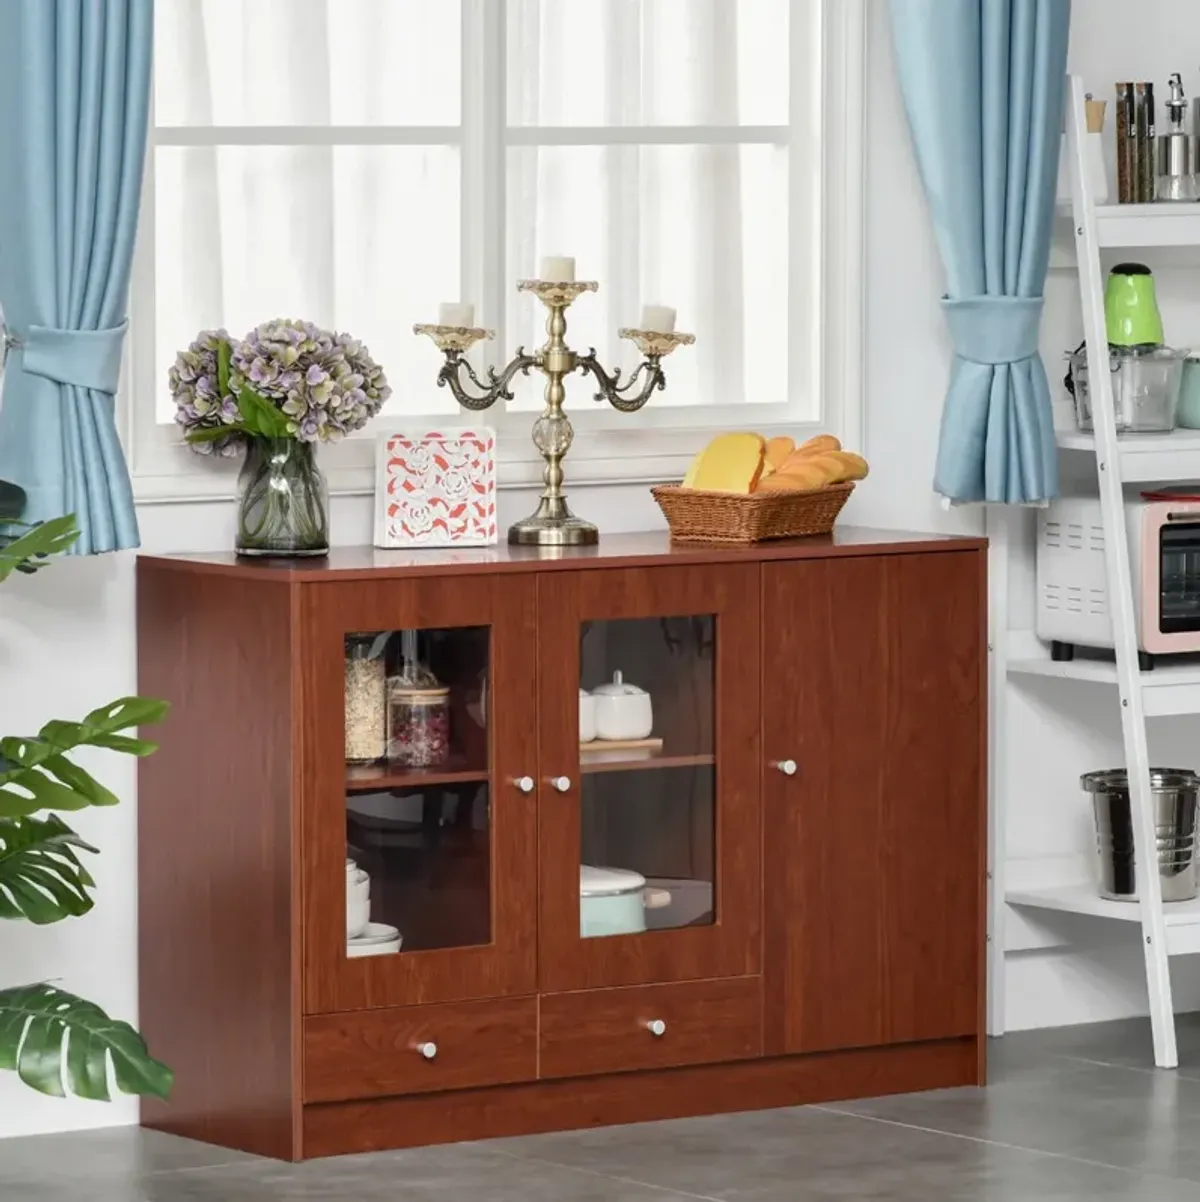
579, 865, 670, 938
591, 671, 653, 741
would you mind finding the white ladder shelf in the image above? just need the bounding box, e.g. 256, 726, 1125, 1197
996, 75, 1200, 1070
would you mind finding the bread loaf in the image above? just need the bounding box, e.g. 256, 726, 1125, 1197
754, 461, 830, 491
682, 432, 766, 493
791, 434, 841, 459
823, 450, 869, 482
764, 436, 795, 471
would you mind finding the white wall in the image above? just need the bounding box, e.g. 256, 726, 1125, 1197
860, 0, 1200, 1042
4, 0, 1200, 1140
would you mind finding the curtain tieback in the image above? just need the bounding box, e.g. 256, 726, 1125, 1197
2, 321, 128, 394
941, 296, 1044, 366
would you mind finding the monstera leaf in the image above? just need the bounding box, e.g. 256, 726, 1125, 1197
0, 815, 97, 924
0, 514, 80, 582
0, 697, 169, 819
0, 983, 173, 1100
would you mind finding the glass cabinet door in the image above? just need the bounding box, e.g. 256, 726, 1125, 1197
537, 564, 762, 992
302, 574, 537, 1015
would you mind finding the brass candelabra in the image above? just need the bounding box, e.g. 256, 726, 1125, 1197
415, 279, 694, 547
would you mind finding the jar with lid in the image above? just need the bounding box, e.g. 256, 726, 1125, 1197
344, 634, 387, 763
388, 682, 451, 766
387, 630, 452, 766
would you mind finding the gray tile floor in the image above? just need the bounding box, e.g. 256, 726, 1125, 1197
6, 1016, 1200, 1200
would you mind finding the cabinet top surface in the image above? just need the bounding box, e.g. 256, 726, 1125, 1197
139, 527, 985, 583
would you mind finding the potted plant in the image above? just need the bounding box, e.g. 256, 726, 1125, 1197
0, 481, 171, 1101
169, 320, 391, 556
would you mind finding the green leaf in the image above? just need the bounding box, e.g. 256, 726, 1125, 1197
216, 338, 232, 398
0, 983, 172, 1100
0, 697, 169, 818
79, 696, 170, 736
0, 516, 80, 582
185, 424, 247, 444
0, 479, 26, 522
236, 385, 291, 439
0, 815, 96, 924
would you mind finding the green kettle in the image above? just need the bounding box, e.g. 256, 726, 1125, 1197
1105, 263, 1164, 347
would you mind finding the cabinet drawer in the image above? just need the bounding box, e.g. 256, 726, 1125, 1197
539, 977, 762, 1080
303, 997, 537, 1103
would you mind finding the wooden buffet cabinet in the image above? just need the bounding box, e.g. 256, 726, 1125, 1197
136, 528, 987, 1161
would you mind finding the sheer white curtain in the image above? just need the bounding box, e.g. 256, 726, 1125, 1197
151, 0, 789, 424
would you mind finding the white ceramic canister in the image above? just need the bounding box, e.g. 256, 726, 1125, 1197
579, 688, 597, 742
590, 671, 653, 741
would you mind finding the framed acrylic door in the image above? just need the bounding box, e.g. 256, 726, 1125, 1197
301, 573, 538, 1014
536, 564, 761, 992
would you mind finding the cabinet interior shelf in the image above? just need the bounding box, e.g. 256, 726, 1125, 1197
345, 750, 717, 791
345, 755, 486, 792
579, 751, 715, 775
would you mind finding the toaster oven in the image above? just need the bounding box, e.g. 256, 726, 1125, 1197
1036, 492, 1200, 668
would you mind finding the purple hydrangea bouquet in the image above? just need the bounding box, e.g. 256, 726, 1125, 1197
168, 320, 391, 556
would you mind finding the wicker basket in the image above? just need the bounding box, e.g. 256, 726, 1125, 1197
651, 482, 854, 544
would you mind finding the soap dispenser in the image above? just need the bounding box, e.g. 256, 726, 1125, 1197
1157, 72, 1196, 202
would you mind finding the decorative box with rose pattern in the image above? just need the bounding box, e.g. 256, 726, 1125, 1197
373, 429, 497, 548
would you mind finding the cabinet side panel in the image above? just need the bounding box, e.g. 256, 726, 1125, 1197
881, 550, 984, 1049
137, 564, 299, 1159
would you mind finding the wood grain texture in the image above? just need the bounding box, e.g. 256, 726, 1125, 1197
302, 574, 539, 1014
536, 565, 761, 992
138, 527, 988, 583
538, 977, 762, 1079
762, 550, 986, 1057
302, 1037, 978, 1158
137, 562, 301, 1160
304, 997, 537, 1102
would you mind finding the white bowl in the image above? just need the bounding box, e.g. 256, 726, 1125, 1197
347, 921, 402, 957
346, 895, 370, 939
347, 936, 401, 958
347, 874, 370, 906
349, 921, 400, 945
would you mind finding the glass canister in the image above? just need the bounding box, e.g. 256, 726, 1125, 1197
344, 634, 387, 763
388, 682, 451, 766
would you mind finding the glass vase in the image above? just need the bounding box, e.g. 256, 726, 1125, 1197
235, 437, 329, 557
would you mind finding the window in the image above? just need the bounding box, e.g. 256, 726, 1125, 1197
128, 0, 864, 500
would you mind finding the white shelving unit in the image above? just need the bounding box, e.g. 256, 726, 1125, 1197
992, 75, 1200, 1069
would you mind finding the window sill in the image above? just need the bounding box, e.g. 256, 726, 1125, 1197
130, 418, 855, 506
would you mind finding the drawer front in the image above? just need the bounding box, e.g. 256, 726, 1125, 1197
539, 977, 762, 1080
304, 997, 537, 1103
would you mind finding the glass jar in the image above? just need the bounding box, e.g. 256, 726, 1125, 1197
344, 635, 386, 763
388, 683, 451, 767
1067, 344, 1189, 433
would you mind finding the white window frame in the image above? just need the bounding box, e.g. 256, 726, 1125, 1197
125, 0, 865, 505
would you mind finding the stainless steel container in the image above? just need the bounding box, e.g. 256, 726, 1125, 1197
1082, 769, 1200, 902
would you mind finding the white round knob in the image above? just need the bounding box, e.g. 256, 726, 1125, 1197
416, 1041, 437, 1060
773, 759, 798, 777
512, 776, 535, 794
549, 775, 572, 793
647, 1019, 667, 1037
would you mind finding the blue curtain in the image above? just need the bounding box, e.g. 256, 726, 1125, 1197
0, 0, 152, 553
890, 0, 1070, 504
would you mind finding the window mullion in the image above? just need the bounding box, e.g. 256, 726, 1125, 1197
461, 0, 507, 394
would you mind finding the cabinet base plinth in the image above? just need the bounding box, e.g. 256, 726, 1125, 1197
300, 1037, 980, 1162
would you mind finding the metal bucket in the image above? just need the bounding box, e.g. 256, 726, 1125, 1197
1082, 769, 1200, 902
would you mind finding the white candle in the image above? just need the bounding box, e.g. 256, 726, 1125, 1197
639, 304, 677, 334
539, 256, 576, 283
438, 302, 475, 328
